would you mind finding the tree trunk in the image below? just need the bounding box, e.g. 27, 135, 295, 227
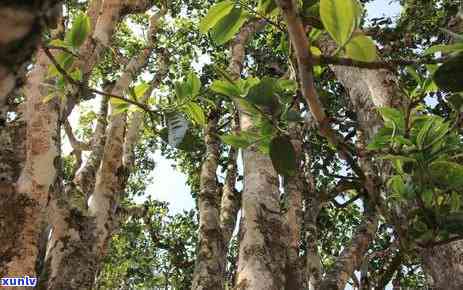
42, 10, 161, 287
224, 20, 286, 290
0, 48, 60, 279
0, 1, 61, 117
284, 124, 304, 290
191, 110, 225, 290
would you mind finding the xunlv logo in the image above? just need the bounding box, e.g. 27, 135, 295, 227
0, 276, 37, 287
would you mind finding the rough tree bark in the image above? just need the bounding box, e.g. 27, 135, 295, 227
284, 123, 304, 290
0, 46, 61, 279
40, 7, 162, 288
0, 0, 61, 120
191, 110, 225, 290
230, 20, 286, 290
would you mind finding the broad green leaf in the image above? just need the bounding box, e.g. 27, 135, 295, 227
424, 43, 463, 55
276, 79, 297, 92
210, 8, 249, 45
430, 161, 463, 191
448, 93, 463, 111
174, 81, 190, 99
183, 102, 206, 126
345, 35, 377, 62
67, 13, 91, 48
237, 77, 260, 95
367, 127, 393, 150
269, 135, 297, 177
406, 66, 422, 84
220, 133, 253, 148
433, 54, 463, 92
210, 80, 241, 97
320, 0, 358, 46
187, 72, 201, 97
441, 213, 463, 235
377, 107, 405, 131
382, 154, 417, 174
232, 97, 261, 116
134, 82, 150, 98
199, 0, 234, 33
110, 98, 131, 115
246, 77, 277, 107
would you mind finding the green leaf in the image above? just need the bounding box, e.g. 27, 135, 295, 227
276, 79, 297, 92
220, 133, 253, 148
174, 81, 190, 99
422, 189, 434, 207
49, 39, 72, 49
210, 8, 249, 45
320, 0, 358, 46
48, 52, 74, 77
70, 68, 82, 82
67, 13, 91, 48
257, 0, 277, 15
430, 161, 463, 191
110, 98, 131, 115
377, 107, 404, 131
424, 43, 463, 55
388, 175, 406, 197
246, 77, 277, 107
187, 72, 201, 97
433, 53, 463, 92
416, 117, 435, 149
450, 191, 461, 213
367, 127, 393, 150
199, 0, 235, 33
133, 82, 150, 99
345, 35, 377, 62
210, 80, 241, 97
183, 102, 206, 126
232, 97, 262, 116
269, 135, 297, 177
382, 155, 417, 174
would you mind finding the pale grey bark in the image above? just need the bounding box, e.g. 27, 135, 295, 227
226, 20, 286, 290
191, 111, 225, 290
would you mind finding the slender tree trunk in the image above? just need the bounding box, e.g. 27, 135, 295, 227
191, 110, 225, 290
225, 20, 286, 290
284, 124, 304, 290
